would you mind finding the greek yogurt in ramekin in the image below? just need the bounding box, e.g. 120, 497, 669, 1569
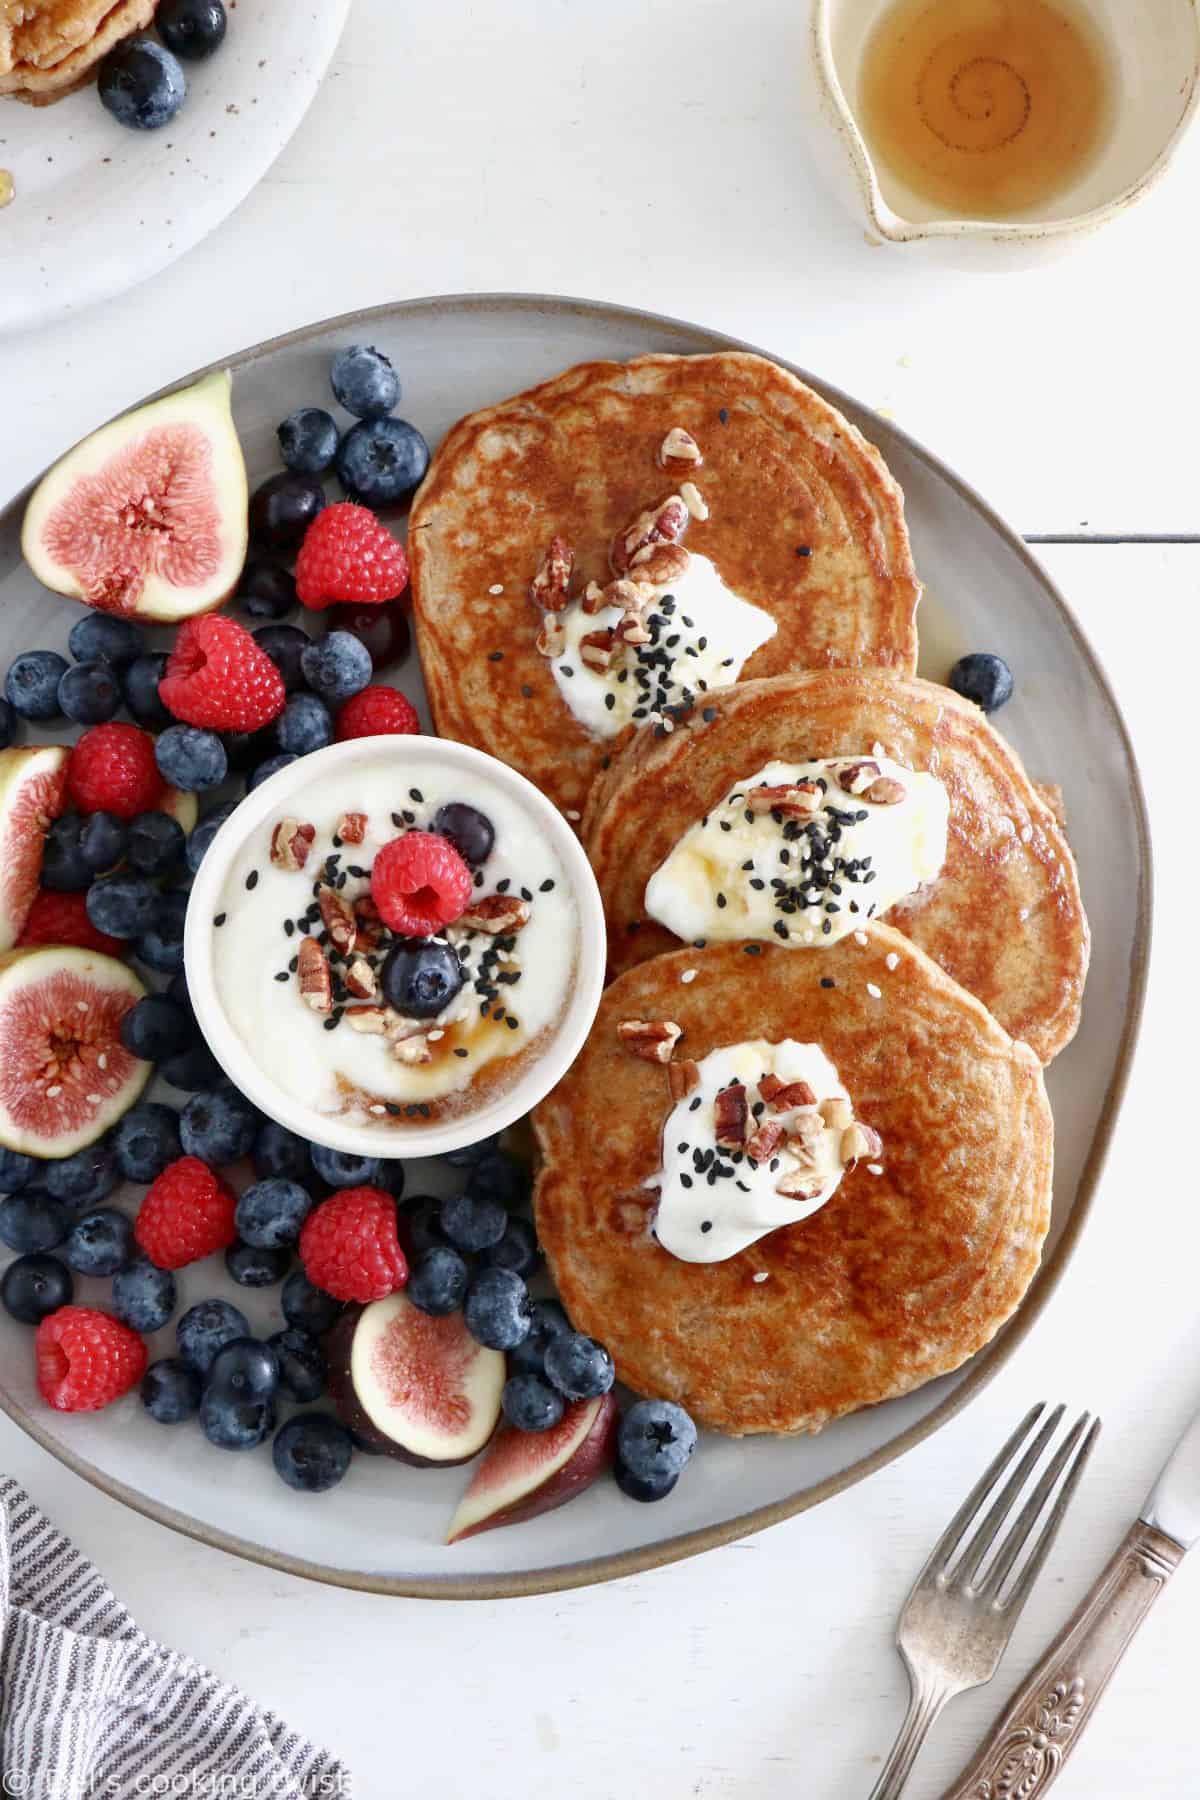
184, 737, 605, 1159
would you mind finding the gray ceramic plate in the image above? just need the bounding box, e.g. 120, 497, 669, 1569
0, 295, 1149, 1598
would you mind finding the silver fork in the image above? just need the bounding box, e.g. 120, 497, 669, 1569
868, 1402, 1101, 1800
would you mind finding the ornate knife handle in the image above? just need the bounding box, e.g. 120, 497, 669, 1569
939, 1521, 1185, 1799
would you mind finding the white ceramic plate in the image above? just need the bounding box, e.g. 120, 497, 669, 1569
0, 296, 1150, 1597
0, 0, 350, 336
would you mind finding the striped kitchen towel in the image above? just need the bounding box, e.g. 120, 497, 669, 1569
0, 1476, 349, 1799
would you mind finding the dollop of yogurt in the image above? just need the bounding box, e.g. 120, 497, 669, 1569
645, 756, 948, 947
551, 553, 777, 740
652, 1039, 852, 1264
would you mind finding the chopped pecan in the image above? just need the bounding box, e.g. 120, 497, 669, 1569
658, 426, 703, 469
344, 958, 377, 998
270, 817, 316, 871
353, 895, 385, 951
863, 777, 906, 806
835, 759, 882, 796
529, 534, 574, 611
610, 494, 689, 575
788, 1110, 823, 1147
317, 885, 357, 955
535, 613, 566, 659
819, 1096, 853, 1131
841, 1122, 883, 1165
578, 627, 618, 672
614, 612, 652, 648
459, 893, 532, 934
392, 1033, 433, 1065
776, 1169, 826, 1201
747, 782, 822, 820
758, 1073, 816, 1109
606, 577, 656, 615
713, 1082, 749, 1147
337, 811, 367, 845
745, 1119, 786, 1164
630, 542, 690, 586
297, 938, 332, 1013
680, 480, 709, 521
617, 1018, 682, 1064
345, 1004, 390, 1034
667, 1058, 700, 1101
582, 580, 609, 616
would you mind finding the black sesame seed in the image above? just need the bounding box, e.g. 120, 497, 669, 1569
718, 407, 729, 424
453, 1046, 469, 1058
409, 789, 423, 803
245, 870, 259, 891
539, 879, 555, 892
385, 1103, 402, 1116
680, 1173, 693, 1189
288, 954, 299, 972
274, 970, 289, 982
820, 977, 836, 989
213, 912, 226, 927
391, 812, 404, 828
506, 1016, 519, 1030
520, 887, 532, 903
700, 1220, 713, 1234
559, 664, 575, 678
689, 1096, 703, 1112
795, 545, 812, 557
521, 683, 534, 698
744, 943, 762, 955
488, 650, 504, 663
715, 892, 727, 909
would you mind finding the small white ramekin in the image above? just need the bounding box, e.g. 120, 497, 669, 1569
183, 735, 606, 1160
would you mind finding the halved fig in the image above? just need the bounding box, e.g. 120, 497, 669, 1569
0, 746, 71, 950
22, 371, 249, 622
326, 1290, 504, 1467
446, 1392, 619, 1543
0, 947, 150, 1158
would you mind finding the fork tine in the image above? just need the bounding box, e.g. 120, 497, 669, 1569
976, 1409, 1093, 1600
996, 1415, 1102, 1614
952, 1403, 1066, 1588
921, 1402, 1048, 1575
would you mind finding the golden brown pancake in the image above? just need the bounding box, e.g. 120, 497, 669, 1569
0, 0, 153, 102
409, 352, 921, 818
585, 671, 1088, 1063
533, 930, 1053, 1437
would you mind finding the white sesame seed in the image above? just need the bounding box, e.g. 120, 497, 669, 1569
427, 1028, 445, 1041
753, 1271, 769, 1284
885, 952, 900, 970
488, 583, 504, 595
853, 930, 868, 947
680, 968, 698, 984
867, 982, 882, 999
564, 808, 581, 822
86, 1093, 101, 1105
370, 1104, 387, 1116
867, 1162, 884, 1175
46, 1084, 62, 1098
97, 1054, 108, 1070
76, 1000, 89, 1012
1020, 824, 1033, 843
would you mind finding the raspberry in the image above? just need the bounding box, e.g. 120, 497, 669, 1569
67, 722, 164, 820
335, 684, 420, 742
134, 1155, 239, 1270
159, 615, 286, 731
295, 503, 409, 611
17, 889, 125, 957
36, 1306, 147, 1412
371, 830, 472, 935
299, 1186, 407, 1304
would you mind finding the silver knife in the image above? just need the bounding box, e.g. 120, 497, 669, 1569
939, 1404, 1200, 1798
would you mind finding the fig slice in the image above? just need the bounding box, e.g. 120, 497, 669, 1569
446, 1392, 619, 1543
0, 745, 71, 951
22, 370, 249, 622
160, 785, 198, 835
0, 946, 150, 1158
326, 1290, 505, 1467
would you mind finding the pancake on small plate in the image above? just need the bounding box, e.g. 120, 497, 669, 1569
584, 670, 1088, 1063
409, 352, 921, 819
533, 929, 1053, 1437
0, 0, 154, 103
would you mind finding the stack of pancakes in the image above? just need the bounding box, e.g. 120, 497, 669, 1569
411, 351, 1090, 1437
1, 0, 153, 105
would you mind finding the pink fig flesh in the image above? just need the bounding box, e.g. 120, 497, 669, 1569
446, 1391, 619, 1543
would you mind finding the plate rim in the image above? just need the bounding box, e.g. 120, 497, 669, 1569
0, 291, 1153, 1600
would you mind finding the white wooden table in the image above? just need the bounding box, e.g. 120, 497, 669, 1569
2, 4, 1196, 1793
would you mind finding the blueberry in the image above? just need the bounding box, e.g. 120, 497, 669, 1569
253, 1121, 311, 1183
323, 602, 411, 669
380, 940, 463, 1020
466, 1149, 530, 1212
133, 887, 189, 973
614, 1461, 679, 1503
0, 699, 14, 750
120, 996, 194, 1063
948, 652, 1014, 713
249, 472, 326, 551
442, 1132, 500, 1170
543, 1332, 614, 1401
156, 0, 226, 60
225, 1241, 290, 1286
373, 1159, 406, 1198
180, 1086, 258, 1165
200, 1390, 276, 1450
166, 967, 192, 1011
300, 632, 372, 705
141, 1357, 202, 1423
252, 625, 309, 692
155, 725, 227, 792
617, 1399, 698, 1486
337, 418, 430, 506
440, 1188, 506, 1254
5, 650, 67, 721
398, 1193, 446, 1257
161, 1042, 224, 1091
185, 802, 237, 872
278, 407, 339, 474
246, 752, 299, 792
0, 1192, 70, 1254
235, 1178, 314, 1248
206, 1335, 279, 1399
64, 1207, 134, 1277
267, 1327, 326, 1401
407, 1245, 469, 1316
281, 1269, 342, 1336
309, 1145, 379, 1190
431, 802, 494, 867
112, 1103, 182, 1183
0, 1148, 38, 1194
274, 693, 333, 756
330, 345, 400, 420
121, 653, 172, 729
506, 1297, 571, 1378
237, 559, 297, 621
112, 1256, 177, 1332
99, 35, 186, 128
86, 873, 161, 940
272, 1411, 353, 1492
78, 811, 128, 874
58, 659, 121, 725
464, 1266, 532, 1351
177, 1298, 250, 1372
481, 1215, 540, 1278
1, 1253, 73, 1324
501, 1372, 565, 1434
44, 1139, 119, 1207
126, 810, 185, 875
69, 614, 144, 668
42, 816, 93, 891
222, 728, 274, 772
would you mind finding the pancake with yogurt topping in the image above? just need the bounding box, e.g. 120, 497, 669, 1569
409, 351, 921, 819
